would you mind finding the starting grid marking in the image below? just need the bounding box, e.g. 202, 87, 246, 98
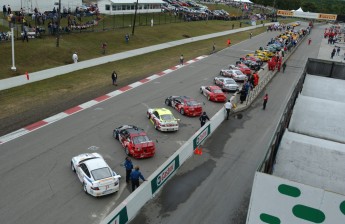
0, 55, 208, 145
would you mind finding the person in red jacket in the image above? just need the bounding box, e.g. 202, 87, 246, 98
227, 39, 231, 47
253, 72, 259, 87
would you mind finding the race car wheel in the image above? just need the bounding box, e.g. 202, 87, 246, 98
180, 108, 185, 115
154, 122, 159, 130
165, 99, 171, 106
125, 147, 130, 156
71, 161, 76, 173
219, 71, 223, 76
200, 88, 203, 94
147, 113, 150, 119
113, 130, 119, 140
83, 183, 88, 194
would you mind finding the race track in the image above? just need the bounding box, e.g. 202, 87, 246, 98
0, 25, 304, 224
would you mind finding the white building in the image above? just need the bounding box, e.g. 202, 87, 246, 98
0, 0, 82, 13
97, 0, 164, 15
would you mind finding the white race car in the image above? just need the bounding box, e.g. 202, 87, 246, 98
219, 69, 248, 82
71, 153, 121, 197
214, 77, 239, 92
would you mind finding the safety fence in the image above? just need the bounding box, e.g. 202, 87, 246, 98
101, 108, 226, 224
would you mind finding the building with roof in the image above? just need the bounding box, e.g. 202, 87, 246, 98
0, 0, 82, 13
97, 0, 164, 15
246, 58, 345, 223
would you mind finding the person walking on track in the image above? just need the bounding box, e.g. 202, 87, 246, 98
224, 100, 233, 120
199, 112, 210, 127
124, 157, 133, 183
130, 166, 146, 192
263, 93, 268, 110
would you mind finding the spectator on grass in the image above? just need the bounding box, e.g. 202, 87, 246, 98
180, 54, 184, 65
112, 70, 118, 86
3, 5, 7, 17
125, 33, 129, 44
72, 52, 78, 63
101, 42, 107, 55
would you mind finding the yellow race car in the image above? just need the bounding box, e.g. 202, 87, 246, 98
255, 50, 275, 57
254, 53, 270, 62
246, 53, 269, 62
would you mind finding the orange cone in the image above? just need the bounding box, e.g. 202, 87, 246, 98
194, 147, 203, 155
198, 147, 203, 155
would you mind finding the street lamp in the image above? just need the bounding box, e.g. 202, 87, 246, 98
56, 0, 61, 47
131, 0, 139, 36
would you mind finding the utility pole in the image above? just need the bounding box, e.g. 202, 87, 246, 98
11, 27, 16, 71
56, 0, 61, 47
132, 0, 139, 36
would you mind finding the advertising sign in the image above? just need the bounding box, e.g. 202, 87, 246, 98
193, 124, 210, 149
151, 155, 180, 194
277, 10, 293, 17
319, 13, 337, 20
107, 207, 128, 224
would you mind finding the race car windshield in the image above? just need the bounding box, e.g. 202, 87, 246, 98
213, 89, 223, 93
161, 114, 174, 121
235, 71, 243, 75
225, 79, 236, 84
133, 135, 150, 144
186, 101, 199, 106
91, 167, 112, 180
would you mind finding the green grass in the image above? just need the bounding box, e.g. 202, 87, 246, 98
0, 19, 257, 78
0, 17, 296, 133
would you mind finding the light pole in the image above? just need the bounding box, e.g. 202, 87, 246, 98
56, 0, 61, 47
132, 0, 139, 36
11, 27, 16, 71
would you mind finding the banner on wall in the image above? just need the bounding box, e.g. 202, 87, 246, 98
277, 10, 337, 21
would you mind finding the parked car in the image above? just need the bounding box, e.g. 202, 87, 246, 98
229, 64, 251, 75
147, 108, 179, 131
113, 125, 155, 158
240, 55, 263, 66
214, 77, 239, 92
200, 85, 227, 102
219, 69, 247, 81
165, 96, 202, 116
237, 60, 261, 71
71, 153, 121, 197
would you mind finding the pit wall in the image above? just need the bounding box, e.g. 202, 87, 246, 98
101, 24, 308, 224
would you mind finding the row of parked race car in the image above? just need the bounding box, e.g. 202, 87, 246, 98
70, 23, 301, 197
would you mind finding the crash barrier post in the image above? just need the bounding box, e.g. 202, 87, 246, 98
101, 108, 225, 224
235, 32, 308, 112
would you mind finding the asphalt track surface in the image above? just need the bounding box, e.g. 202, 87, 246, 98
0, 25, 307, 224
130, 24, 322, 224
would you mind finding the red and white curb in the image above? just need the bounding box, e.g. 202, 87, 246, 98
0, 55, 208, 145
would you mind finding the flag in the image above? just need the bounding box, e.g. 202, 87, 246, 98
244, 3, 248, 11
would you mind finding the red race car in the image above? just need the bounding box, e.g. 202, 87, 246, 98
200, 85, 227, 102
165, 96, 202, 116
113, 125, 155, 158
229, 64, 251, 75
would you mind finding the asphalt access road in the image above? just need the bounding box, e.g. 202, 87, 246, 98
0, 27, 290, 224
129, 23, 323, 224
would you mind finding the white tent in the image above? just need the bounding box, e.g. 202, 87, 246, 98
296, 7, 304, 12
233, 0, 253, 4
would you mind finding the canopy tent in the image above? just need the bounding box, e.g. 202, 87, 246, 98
296, 7, 304, 12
